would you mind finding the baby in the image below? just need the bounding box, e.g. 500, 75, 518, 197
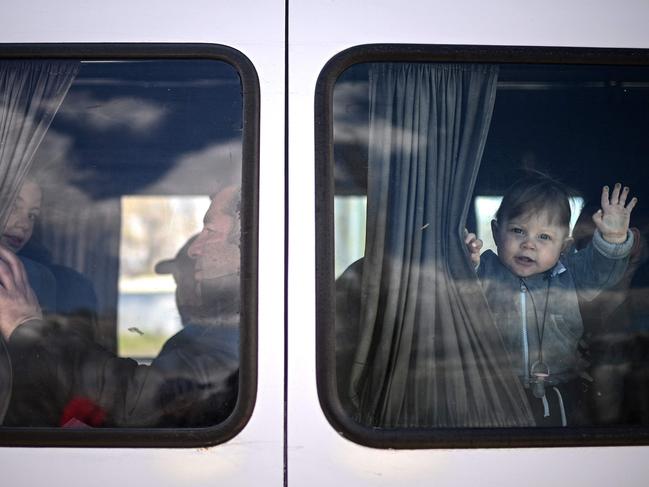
465, 174, 637, 426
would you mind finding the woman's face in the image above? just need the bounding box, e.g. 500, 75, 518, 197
1, 180, 42, 252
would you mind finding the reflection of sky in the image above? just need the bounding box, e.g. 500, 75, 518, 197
335, 195, 366, 278
33, 60, 243, 199
333, 79, 369, 144
334, 62, 649, 207
334, 195, 585, 276
58, 91, 168, 133
118, 291, 182, 352
24, 60, 245, 340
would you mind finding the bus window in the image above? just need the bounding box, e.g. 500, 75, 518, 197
0, 48, 258, 447
118, 195, 211, 359
317, 46, 649, 447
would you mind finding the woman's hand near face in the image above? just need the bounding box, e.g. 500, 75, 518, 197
0, 244, 42, 339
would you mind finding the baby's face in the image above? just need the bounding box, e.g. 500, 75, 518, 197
493, 209, 569, 278
1, 180, 41, 253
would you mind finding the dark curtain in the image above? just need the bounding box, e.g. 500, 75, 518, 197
0, 60, 79, 228
0, 60, 78, 423
349, 63, 534, 427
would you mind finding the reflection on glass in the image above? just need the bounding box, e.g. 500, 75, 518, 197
334, 195, 366, 278
474, 196, 584, 254
0, 59, 245, 429
332, 61, 649, 431
118, 195, 210, 358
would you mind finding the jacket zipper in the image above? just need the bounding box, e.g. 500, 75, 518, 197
520, 280, 529, 387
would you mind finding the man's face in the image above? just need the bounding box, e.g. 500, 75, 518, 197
188, 185, 240, 282
493, 209, 569, 278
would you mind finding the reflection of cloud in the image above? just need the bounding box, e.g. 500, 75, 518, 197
74, 78, 238, 89
32, 129, 74, 167
333, 81, 367, 117
333, 80, 369, 144
30, 129, 96, 205
145, 140, 242, 195
58, 91, 167, 134
31, 131, 243, 201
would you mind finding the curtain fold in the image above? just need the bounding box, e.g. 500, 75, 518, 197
0, 60, 78, 423
349, 63, 535, 427
0, 60, 79, 228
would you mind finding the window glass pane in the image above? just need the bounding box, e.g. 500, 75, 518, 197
334, 195, 366, 278
331, 60, 649, 431
118, 195, 210, 359
0, 58, 250, 432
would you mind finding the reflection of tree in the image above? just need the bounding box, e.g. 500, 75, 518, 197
120, 197, 207, 277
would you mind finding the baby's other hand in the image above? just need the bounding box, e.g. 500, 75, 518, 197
592, 183, 638, 244
464, 229, 483, 266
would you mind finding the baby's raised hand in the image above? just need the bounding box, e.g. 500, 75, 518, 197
464, 229, 483, 266
592, 183, 638, 244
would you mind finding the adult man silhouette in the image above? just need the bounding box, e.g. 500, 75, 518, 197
0, 185, 241, 428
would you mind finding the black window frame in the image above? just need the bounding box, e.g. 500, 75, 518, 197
315, 43, 649, 449
0, 43, 259, 448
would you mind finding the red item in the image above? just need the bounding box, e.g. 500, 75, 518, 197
60, 396, 106, 428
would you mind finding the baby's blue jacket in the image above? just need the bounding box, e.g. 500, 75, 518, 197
477, 230, 634, 385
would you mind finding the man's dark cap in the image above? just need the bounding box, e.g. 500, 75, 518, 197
154, 235, 197, 275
